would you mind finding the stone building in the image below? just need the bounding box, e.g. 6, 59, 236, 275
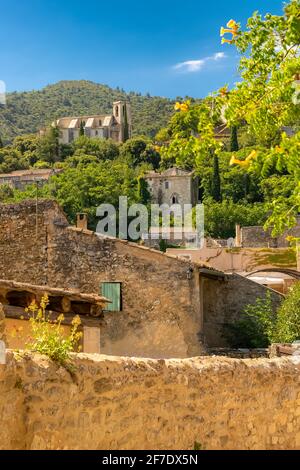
144, 167, 200, 210
237, 218, 300, 248
0, 200, 282, 358
54, 100, 132, 144
0, 168, 63, 190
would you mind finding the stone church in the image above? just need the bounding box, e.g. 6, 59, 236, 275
55, 100, 132, 144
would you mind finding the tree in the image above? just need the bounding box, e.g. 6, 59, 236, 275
123, 103, 129, 142
272, 282, 300, 343
219, 1, 300, 233
37, 126, 60, 163
72, 136, 119, 161
137, 177, 151, 205
230, 126, 239, 152
79, 121, 85, 137
211, 154, 222, 202
224, 292, 277, 348
203, 199, 267, 238
120, 136, 160, 168
0, 135, 3, 149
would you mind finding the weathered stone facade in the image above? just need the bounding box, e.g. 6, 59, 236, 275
144, 167, 199, 210
0, 200, 282, 355
240, 218, 300, 248
0, 303, 5, 342
1, 352, 300, 450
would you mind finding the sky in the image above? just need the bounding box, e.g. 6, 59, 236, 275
0, 0, 285, 98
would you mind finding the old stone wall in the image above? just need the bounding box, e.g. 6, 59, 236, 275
1, 352, 300, 450
202, 274, 283, 347
0, 303, 5, 341
241, 218, 300, 248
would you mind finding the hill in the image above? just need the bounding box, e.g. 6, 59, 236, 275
0, 80, 176, 144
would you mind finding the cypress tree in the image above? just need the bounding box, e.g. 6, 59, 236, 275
211, 153, 222, 202
230, 125, 239, 152
123, 103, 129, 142
0, 135, 3, 148
79, 121, 85, 137
137, 177, 150, 205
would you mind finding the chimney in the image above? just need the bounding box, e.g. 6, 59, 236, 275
235, 224, 241, 247
77, 213, 88, 230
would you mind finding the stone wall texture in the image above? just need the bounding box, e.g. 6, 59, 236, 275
1, 352, 300, 450
241, 218, 300, 248
0, 200, 283, 355
0, 303, 5, 341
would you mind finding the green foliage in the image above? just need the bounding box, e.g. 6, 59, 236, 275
123, 102, 129, 142
120, 136, 160, 168
0, 80, 174, 144
225, 282, 300, 348
203, 199, 267, 238
218, 0, 300, 234
224, 292, 277, 348
137, 177, 151, 205
79, 121, 85, 137
230, 126, 239, 152
193, 441, 204, 451
272, 283, 300, 343
211, 154, 222, 202
34, 126, 60, 164
72, 135, 120, 161
160, 101, 222, 173
159, 239, 167, 252
49, 157, 142, 228
0, 184, 14, 202
26, 296, 82, 368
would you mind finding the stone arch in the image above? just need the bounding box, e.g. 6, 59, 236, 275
170, 193, 180, 205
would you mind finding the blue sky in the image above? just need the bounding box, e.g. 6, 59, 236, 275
0, 0, 285, 98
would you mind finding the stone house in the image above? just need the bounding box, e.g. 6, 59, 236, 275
0, 168, 63, 190
53, 100, 132, 144
144, 167, 200, 210
0, 200, 282, 358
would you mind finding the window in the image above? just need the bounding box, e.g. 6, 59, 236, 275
115, 106, 119, 118
101, 282, 122, 312
165, 181, 169, 189
99, 120, 102, 126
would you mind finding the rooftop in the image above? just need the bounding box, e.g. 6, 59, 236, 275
145, 167, 194, 178
0, 169, 63, 179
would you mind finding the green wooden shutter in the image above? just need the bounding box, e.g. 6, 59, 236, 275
101, 283, 121, 312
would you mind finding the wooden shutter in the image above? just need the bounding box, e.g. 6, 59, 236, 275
101, 283, 121, 312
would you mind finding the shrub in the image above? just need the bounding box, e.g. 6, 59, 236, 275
224, 292, 277, 348
26, 295, 82, 368
272, 282, 300, 343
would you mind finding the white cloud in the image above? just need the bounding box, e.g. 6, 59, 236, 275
173, 52, 226, 73
213, 52, 226, 60
174, 59, 205, 72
